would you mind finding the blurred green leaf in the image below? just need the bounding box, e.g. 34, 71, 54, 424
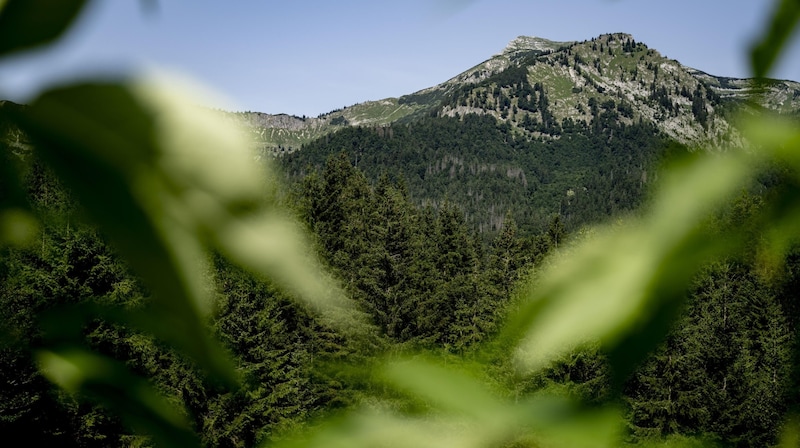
741, 114, 800, 166
524, 403, 622, 448
277, 409, 481, 448
276, 371, 623, 448
13, 75, 360, 394
12, 81, 238, 387
131, 74, 361, 335
750, 0, 800, 78
130, 75, 270, 210
779, 415, 800, 448
0, 0, 89, 58
0, 208, 39, 246
740, 114, 800, 276
37, 348, 198, 448
382, 358, 506, 422
212, 209, 361, 332
506, 153, 751, 382
0, 108, 39, 247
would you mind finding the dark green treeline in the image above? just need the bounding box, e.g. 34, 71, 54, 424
281, 110, 675, 237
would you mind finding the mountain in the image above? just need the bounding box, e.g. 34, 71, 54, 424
225, 99, 425, 154
243, 33, 800, 154
5, 34, 798, 236
268, 33, 800, 236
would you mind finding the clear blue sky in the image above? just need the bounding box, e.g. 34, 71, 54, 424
1, 0, 798, 117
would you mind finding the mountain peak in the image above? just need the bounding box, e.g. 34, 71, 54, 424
501, 36, 574, 55
596, 32, 635, 41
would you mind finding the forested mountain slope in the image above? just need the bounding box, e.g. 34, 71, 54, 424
280, 113, 673, 235
272, 33, 800, 236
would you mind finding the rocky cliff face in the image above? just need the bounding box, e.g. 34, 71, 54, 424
426, 32, 800, 149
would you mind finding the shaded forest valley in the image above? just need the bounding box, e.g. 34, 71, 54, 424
3, 117, 800, 447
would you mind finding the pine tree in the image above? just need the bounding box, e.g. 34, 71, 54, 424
626, 262, 793, 446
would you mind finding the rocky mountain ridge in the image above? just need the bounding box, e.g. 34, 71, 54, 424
240, 32, 800, 153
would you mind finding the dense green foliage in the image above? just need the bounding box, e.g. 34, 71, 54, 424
3, 147, 800, 447
295, 153, 545, 346
627, 261, 794, 446
0, 149, 540, 445
3, 1, 800, 448
281, 111, 674, 237
0, 157, 365, 447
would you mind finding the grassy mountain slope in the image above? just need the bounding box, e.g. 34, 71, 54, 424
230, 99, 425, 154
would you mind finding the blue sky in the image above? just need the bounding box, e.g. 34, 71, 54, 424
1, 0, 798, 116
